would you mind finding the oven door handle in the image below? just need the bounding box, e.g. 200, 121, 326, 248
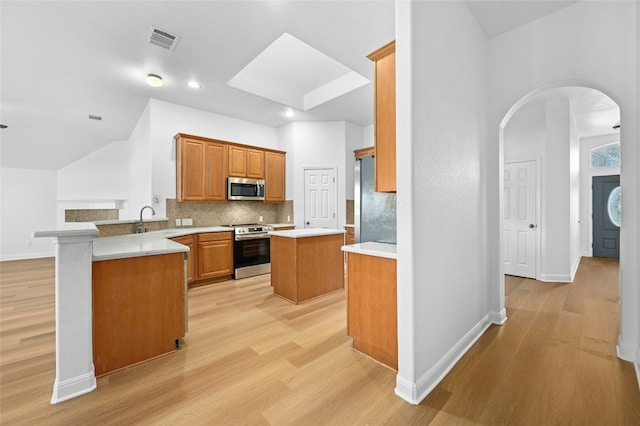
235, 234, 270, 241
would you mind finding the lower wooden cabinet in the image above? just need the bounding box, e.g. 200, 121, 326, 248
92, 253, 185, 376
345, 226, 355, 245
197, 232, 233, 281
170, 235, 196, 284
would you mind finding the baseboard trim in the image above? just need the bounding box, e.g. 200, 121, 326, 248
616, 335, 636, 362
539, 273, 573, 283
489, 308, 507, 325
394, 314, 492, 405
50, 370, 97, 404
635, 360, 640, 391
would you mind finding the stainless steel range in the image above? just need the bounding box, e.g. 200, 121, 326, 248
228, 224, 273, 279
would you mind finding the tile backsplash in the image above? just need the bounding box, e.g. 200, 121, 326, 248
91, 199, 294, 237
166, 199, 293, 227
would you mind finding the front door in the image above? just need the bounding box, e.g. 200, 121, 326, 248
304, 167, 337, 229
503, 161, 537, 278
592, 175, 620, 259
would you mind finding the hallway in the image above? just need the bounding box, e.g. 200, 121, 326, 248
424, 257, 640, 424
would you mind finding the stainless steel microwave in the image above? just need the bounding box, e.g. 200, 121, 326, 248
227, 177, 265, 201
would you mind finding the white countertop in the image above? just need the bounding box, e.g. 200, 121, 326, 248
92, 226, 233, 261
344, 224, 355, 228
269, 228, 345, 238
270, 223, 295, 228
341, 242, 397, 260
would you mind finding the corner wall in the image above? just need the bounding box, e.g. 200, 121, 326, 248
395, 0, 490, 404
0, 168, 57, 260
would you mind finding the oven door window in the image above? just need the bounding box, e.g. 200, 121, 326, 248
234, 238, 270, 268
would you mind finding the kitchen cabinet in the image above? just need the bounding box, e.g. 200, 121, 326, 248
170, 235, 196, 284
345, 249, 397, 370
197, 231, 233, 281
270, 229, 344, 304
265, 150, 286, 202
229, 146, 265, 179
175, 134, 228, 202
368, 40, 396, 193
92, 252, 185, 376
345, 226, 355, 245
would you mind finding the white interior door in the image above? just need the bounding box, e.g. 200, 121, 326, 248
304, 168, 337, 229
503, 161, 537, 278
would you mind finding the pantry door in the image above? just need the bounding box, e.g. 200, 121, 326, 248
503, 161, 537, 278
304, 167, 337, 229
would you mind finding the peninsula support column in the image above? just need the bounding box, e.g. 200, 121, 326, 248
32, 224, 99, 404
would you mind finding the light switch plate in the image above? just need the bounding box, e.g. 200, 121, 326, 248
259, 215, 263, 222
175, 219, 182, 226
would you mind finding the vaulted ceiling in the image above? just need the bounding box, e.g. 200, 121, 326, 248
0, 1, 615, 171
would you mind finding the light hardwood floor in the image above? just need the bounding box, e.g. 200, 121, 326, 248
1, 256, 638, 425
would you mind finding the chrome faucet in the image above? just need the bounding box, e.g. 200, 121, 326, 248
137, 205, 156, 233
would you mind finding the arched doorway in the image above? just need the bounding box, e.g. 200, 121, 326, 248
497, 82, 628, 356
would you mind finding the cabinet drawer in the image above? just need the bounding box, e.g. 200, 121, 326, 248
198, 231, 233, 243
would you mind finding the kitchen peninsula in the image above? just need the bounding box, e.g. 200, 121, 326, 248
269, 228, 345, 304
92, 232, 193, 376
342, 242, 397, 370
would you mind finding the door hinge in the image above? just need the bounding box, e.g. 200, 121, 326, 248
333, 177, 336, 183
333, 213, 336, 218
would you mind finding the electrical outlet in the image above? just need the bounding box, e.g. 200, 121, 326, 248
175, 219, 182, 227
183, 218, 193, 226
259, 215, 263, 222
287, 215, 291, 222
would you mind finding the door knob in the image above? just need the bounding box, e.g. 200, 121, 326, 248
529, 224, 536, 229
306, 221, 310, 225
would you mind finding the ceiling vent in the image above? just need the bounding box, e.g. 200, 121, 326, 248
148, 26, 179, 51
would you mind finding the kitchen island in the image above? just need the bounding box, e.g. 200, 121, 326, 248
269, 228, 345, 304
342, 242, 397, 370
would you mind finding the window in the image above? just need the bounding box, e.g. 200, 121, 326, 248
608, 186, 621, 227
591, 143, 620, 168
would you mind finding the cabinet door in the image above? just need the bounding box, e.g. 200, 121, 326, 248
178, 138, 206, 201
170, 235, 196, 284
265, 151, 285, 203
197, 232, 233, 280
228, 146, 247, 177
205, 142, 227, 201
246, 148, 265, 179
368, 41, 396, 193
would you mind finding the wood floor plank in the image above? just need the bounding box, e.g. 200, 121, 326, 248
1, 256, 638, 425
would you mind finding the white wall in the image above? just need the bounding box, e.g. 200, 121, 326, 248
123, 101, 152, 220
488, 0, 639, 365
568, 104, 580, 277
503, 94, 581, 281
543, 96, 572, 280
279, 121, 348, 230
1, 168, 58, 260
57, 99, 279, 220
579, 134, 620, 256
344, 122, 365, 200
57, 140, 130, 224
395, 0, 490, 404
148, 99, 279, 218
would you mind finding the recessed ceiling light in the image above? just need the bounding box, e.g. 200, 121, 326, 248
187, 80, 201, 89
285, 108, 295, 118
146, 73, 163, 87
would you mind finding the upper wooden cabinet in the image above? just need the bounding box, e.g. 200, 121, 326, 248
175, 134, 228, 202
368, 41, 396, 193
264, 150, 286, 203
229, 146, 265, 179
175, 133, 285, 203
